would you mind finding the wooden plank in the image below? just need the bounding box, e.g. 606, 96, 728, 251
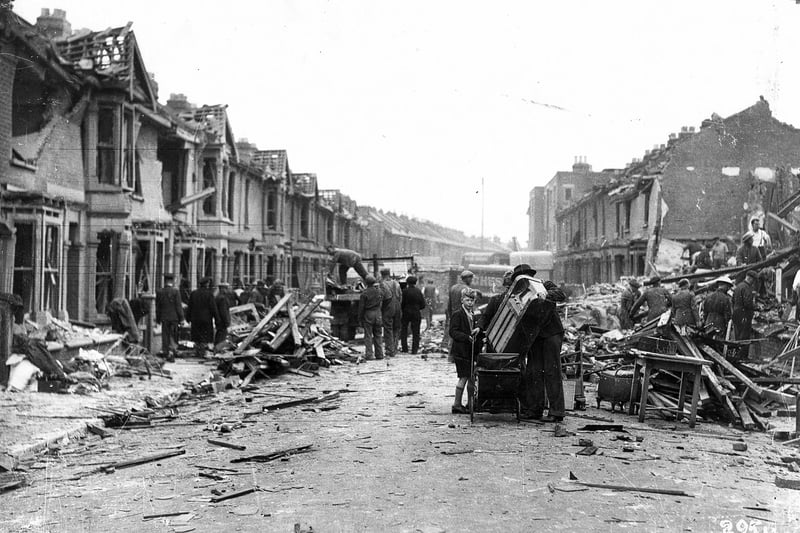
699, 345, 765, 399
235, 293, 292, 354
735, 400, 756, 431
268, 300, 322, 351
207, 439, 246, 451
573, 481, 694, 497
210, 486, 260, 503
101, 449, 185, 472
777, 188, 800, 217
288, 306, 302, 347
768, 211, 800, 233
772, 345, 800, 363
761, 388, 796, 407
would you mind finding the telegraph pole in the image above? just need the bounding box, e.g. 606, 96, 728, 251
480, 177, 485, 250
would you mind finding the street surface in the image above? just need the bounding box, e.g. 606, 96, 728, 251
2, 352, 799, 533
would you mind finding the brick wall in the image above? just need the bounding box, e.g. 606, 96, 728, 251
662, 102, 800, 240
0, 54, 17, 181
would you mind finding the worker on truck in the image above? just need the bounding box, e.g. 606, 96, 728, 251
327, 245, 369, 285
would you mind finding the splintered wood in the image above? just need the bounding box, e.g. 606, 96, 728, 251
216, 295, 360, 388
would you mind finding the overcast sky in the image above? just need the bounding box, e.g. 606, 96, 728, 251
16, 1, 800, 245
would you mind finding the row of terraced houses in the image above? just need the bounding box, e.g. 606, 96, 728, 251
0, 8, 502, 324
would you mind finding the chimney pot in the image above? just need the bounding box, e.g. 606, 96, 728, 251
689, 126, 695, 133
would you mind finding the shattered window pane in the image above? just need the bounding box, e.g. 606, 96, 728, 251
96, 232, 114, 314
97, 106, 116, 184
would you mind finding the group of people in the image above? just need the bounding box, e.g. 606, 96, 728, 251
683, 217, 772, 272
446, 265, 567, 423
618, 269, 763, 356
155, 274, 288, 360
358, 268, 431, 360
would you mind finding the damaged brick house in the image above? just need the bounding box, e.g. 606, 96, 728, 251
553, 99, 800, 285
0, 7, 504, 328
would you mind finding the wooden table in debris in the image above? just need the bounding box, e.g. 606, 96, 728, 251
627, 351, 710, 428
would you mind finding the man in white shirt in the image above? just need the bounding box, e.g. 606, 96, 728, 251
750, 217, 771, 259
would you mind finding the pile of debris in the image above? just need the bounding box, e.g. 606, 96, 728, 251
5, 315, 169, 394
578, 315, 798, 432
212, 294, 361, 386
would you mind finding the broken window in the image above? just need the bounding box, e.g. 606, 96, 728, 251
202, 159, 217, 215
97, 106, 116, 184
95, 232, 114, 314
326, 215, 334, 243
158, 140, 187, 207
42, 225, 60, 314
134, 239, 150, 294
180, 248, 191, 301
13, 223, 35, 315
122, 109, 142, 194
624, 200, 632, 233
266, 190, 277, 230
643, 190, 651, 227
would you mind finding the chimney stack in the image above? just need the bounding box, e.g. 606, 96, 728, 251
236, 138, 258, 164
572, 156, 592, 173
36, 8, 72, 40
166, 93, 194, 114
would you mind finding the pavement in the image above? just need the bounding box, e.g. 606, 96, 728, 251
0, 359, 212, 462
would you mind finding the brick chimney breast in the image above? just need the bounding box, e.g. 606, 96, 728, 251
35, 7, 72, 40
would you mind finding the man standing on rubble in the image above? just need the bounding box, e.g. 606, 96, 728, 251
380, 268, 402, 357
358, 275, 384, 361
618, 278, 640, 330
671, 278, 700, 328
629, 276, 672, 323
327, 245, 369, 285
712, 237, 730, 269
187, 277, 221, 357
732, 270, 758, 358
267, 279, 286, 308
156, 273, 183, 361
702, 276, 733, 338
443, 270, 476, 352
247, 280, 268, 308
750, 218, 772, 259
736, 233, 761, 265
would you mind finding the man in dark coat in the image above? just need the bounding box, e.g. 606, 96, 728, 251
422, 279, 439, 331
400, 276, 426, 354
629, 276, 672, 323
732, 270, 757, 358
380, 268, 402, 357
214, 282, 234, 346
247, 280, 268, 308
358, 275, 384, 361
618, 278, 640, 330
736, 233, 761, 265
156, 273, 184, 360
702, 276, 733, 338
694, 243, 714, 270
511, 264, 567, 422
187, 277, 220, 356
449, 287, 479, 414
671, 278, 699, 328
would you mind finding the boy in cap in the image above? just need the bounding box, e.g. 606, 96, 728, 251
156, 273, 184, 361
449, 287, 480, 414
442, 270, 477, 353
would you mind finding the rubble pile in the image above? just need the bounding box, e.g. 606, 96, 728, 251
212, 294, 362, 386
4, 314, 171, 394
568, 286, 799, 433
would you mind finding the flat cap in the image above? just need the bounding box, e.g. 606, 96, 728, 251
460, 270, 474, 279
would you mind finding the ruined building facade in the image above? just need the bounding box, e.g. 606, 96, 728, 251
543, 100, 800, 284
0, 9, 499, 323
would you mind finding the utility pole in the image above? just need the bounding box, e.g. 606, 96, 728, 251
480, 177, 485, 250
